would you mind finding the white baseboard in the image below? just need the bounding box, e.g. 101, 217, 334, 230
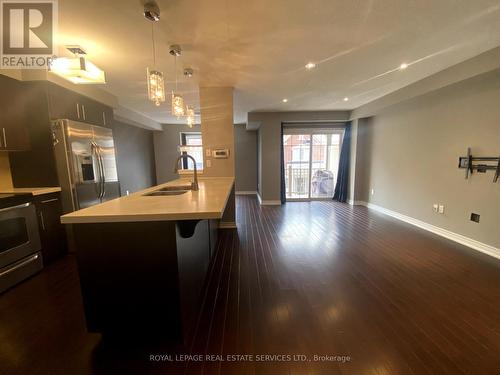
256, 192, 282, 206
348, 199, 365, 206
236, 191, 257, 195
219, 221, 237, 229
362, 201, 500, 260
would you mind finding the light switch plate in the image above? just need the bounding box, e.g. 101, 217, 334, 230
205, 148, 211, 157
206, 159, 212, 168
438, 204, 445, 214
433, 204, 438, 212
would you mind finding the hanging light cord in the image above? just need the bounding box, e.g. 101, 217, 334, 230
174, 55, 178, 92
151, 22, 156, 67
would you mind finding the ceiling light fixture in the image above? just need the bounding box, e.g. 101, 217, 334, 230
282, 98, 288, 103
399, 63, 408, 70
186, 106, 195, 128
183, 68, 194, 78
144, 3, 165, 106
305, 62, 316, 70
343, 97, 349, 102
170, 44, 185, 118
49, 53, 106, 84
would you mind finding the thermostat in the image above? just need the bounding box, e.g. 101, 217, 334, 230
212, 149, 230, 158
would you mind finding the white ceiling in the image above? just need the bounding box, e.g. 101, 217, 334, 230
56, 0, 500, 124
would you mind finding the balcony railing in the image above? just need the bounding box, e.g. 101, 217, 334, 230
285, 164, 336, 198
285, 166, 309, 196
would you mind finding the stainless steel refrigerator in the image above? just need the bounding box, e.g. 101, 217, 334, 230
52, 119, 121, 214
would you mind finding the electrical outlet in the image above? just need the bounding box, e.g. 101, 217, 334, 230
205, 148, 211, 157
438, 204, 445, 214
433, 204, 439, 212
206, 159, 212, 168
126, 190, 130, 196
371, 189, 374, 196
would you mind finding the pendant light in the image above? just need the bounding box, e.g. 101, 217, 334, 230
170, 45, 185, 117
186, 106, 195, 128
145, 3, 165, 106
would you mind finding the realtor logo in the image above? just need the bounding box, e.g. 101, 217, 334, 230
1, 0, 57, 68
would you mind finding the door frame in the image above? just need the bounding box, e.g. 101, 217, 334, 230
283, 127, 344, 202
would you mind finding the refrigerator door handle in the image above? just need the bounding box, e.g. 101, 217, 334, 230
97, 146, 106, 199
91, 142, 102, 199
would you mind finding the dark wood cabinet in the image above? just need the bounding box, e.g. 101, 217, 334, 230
0, 75, 31, 151
8, 82, 59, 187
34, 193, 67, 264
47, 84, 81, 121
0, 124, 30, 151
80, 97, 112, 127
48, 84, 113, 127
7, 79, 114, 187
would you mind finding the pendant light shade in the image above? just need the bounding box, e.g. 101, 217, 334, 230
147, 68, 165, 106
170, 44, 185, 118
172, 92, 185, 117
186, 106, 195, 127
145, 7, 165, 106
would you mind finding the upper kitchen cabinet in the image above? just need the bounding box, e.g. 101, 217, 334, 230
0, 125, 31, 151
48, 84, 113, 127
47, 84, 81, 121
80, 96, 114, 128
0, 75, 31, 151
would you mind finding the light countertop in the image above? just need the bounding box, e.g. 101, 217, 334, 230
60, 177, 234, 224
0, 187, 62, 196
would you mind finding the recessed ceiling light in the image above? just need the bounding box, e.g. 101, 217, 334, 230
343, 97, 349, 102
305, 62, 316, 70
282, 98, 288, 103
399, 63, 408, 70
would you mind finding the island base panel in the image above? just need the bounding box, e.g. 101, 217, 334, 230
73, 221, 183, 339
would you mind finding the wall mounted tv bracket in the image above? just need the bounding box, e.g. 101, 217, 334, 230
458, 147, 500, 183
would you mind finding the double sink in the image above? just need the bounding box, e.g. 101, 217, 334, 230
143, 185, 192, 196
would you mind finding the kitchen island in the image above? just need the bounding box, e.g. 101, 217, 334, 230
61, 177, 235, 341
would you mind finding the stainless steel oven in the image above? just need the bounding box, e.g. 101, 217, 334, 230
0, 201, 43, 293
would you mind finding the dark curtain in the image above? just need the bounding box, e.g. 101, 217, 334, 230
333, 121, 352, 203
280, 123, 286, 204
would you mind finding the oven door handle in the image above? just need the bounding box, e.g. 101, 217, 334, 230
0, 253, 40, 277
0, 202, 30, 213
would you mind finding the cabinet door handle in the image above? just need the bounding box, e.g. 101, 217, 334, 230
41, 198, 58, 204
2, 128, 6, 148
39, 211, 46, 231
82, 104, 86, 120
76, 103, 80, 119
102, 112, 106, 125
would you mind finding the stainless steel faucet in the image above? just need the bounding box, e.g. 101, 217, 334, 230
174, 154, 199, 191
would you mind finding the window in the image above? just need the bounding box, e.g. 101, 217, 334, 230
179, 132, 203, 171
283, 128, 343, 200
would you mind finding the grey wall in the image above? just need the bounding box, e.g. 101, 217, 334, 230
248, 111, 351, 202
154, 123, 259, 193
154, 123, 202, 184
234, 123, 257, 192
352, 117, 373, 203
113, 120, 156, 194
355, 69, 500, 249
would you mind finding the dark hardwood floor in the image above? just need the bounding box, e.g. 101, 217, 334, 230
1, 195, 500, 374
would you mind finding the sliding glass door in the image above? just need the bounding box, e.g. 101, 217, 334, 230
283, 128, 343, 201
